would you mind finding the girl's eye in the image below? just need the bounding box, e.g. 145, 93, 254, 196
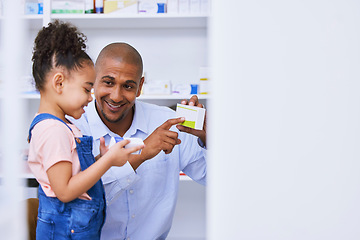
85, 88, 91, 93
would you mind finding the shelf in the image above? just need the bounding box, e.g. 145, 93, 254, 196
23, 14, 43, 20
1, 13, 207, 30
50, 13, 208, 29
0, 15, 43, 30
19, 92, 209, 100
138, 94, 208, 100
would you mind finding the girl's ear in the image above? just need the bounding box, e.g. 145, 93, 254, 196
52, 72, 65, 93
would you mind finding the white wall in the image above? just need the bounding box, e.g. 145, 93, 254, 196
208, 1, 360, 239
0, 0, 27, 239
78, 27, 207, 85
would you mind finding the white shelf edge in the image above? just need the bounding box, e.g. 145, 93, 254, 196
49, 13, 208, 29
18, 93, 209, 100
138, 94, 209, 100
23, 14, 43, 19
0, 15, 42, 20
51, 13, 208, 19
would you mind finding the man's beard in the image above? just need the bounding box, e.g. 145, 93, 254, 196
101, 108, 126, 123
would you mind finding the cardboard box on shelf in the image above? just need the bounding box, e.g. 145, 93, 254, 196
104, 0, 138, 14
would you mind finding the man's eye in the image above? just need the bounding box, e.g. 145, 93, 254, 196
124, 84, 133, 89
103, 80, 113, 86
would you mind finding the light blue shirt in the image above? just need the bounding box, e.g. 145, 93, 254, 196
71, 100, 207, 240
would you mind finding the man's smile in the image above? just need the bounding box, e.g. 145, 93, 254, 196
105, 100, 126, 111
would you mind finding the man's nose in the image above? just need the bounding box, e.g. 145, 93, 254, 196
109, 85, 123, 102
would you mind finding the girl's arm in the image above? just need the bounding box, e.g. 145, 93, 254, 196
47, 139, 144, 203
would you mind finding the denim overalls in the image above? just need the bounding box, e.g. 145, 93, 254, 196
28, 113, 106, 240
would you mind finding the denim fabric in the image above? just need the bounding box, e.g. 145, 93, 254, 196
29, 113, 106, 240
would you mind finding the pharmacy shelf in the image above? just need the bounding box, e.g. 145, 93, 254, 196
138, 94, 208, 100
20, 92, 209, 100
6, 13, 207, 30
0, 15, 44, 30
50, 13, 208, 29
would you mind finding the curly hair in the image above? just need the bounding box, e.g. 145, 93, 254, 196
32, 20, 93, 91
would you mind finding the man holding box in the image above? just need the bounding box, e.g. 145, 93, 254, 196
70, 42, 207, 240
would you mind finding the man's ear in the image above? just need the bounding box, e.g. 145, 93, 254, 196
52, 72, 65, 93
136, 76, 145, 97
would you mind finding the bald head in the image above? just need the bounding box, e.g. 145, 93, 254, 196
95, 42, 143, 78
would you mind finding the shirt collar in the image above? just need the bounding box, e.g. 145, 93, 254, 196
87, 99, 148, 140
126, 100, 148, 137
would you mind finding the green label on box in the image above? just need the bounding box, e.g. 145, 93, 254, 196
179, 120, 196, 129
52, 9, 84, 14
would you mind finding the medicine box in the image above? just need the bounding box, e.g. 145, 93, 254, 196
52, 0, 84, 14
175, 103, 206, 130
104, 0, 138, 14
109, 137, 144, 154
142, 81, 171, 95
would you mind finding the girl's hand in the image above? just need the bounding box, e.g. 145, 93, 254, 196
105, 139, 145, 167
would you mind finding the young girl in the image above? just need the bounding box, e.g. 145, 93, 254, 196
27, 20, 143, 240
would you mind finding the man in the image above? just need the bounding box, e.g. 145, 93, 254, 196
72, 42, 207, 240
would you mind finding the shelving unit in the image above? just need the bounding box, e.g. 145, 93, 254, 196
1, 3, 208, 239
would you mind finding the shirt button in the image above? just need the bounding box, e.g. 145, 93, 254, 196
127, 238, 130, 240
127, 178, 131, 183
71, 229, 74, 233
132, 214, 135, 218
129, 189, 134, 194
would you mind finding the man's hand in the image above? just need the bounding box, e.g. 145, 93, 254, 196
142, 117, 185, 157
126, 118, 185, 171
176, 95, 207, 146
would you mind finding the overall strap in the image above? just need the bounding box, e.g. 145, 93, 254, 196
28, 113, 73, 142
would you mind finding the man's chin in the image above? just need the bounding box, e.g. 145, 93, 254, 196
101, 110, 124, 123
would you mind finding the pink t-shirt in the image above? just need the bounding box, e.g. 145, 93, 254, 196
28, 118, 91, 200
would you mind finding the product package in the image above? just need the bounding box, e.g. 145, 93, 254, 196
104, 0, 138, 14
52, 0, 84, 13
175, 103, 206, 130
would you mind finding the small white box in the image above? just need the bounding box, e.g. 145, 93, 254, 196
138, 0, 157, 14
124, 137, 144, 154
104, 0, 138, 14
175, 103, 206, 130
172, 83, 191, 95
142, 81, 171, 95
167, 0, 178, 13
109, 137, 144, 154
